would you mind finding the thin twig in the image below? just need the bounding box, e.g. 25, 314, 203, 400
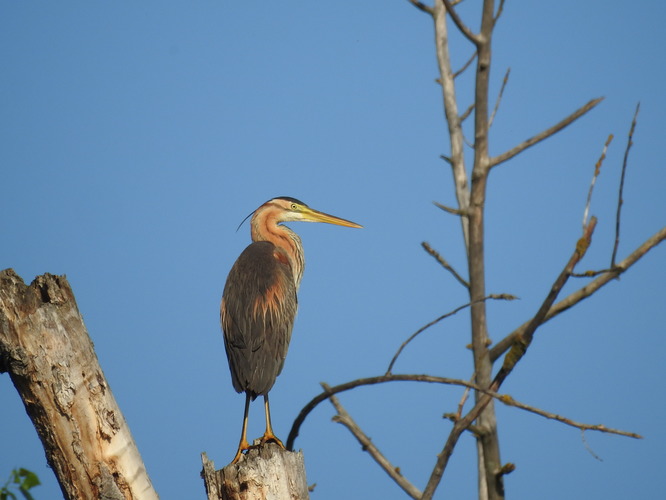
406, 0, 434, 15
441, 0, 480, 45
570, 268, 615, 278
440, 154, 452, 165
324, 383, 422, 499
386, 294, 517, 375
489, 67, 510, 128
489, 97, 604, 169
460, 102, 475, 123
442, 413, 484, 435
433, 201, 468, 217
422, 241, 470, 288
454, 50, 477, 78
612, 103, 640, 267
494, 0, 506, 23
489, 225, 666, 362
583, 134, 614, 228
581, 430, 604, 461
456, 381, 473, 418
497, 394, 641, 439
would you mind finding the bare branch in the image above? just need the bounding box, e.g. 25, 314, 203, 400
492, 218, 597, 388
464, 1, 503, 496
422, 241, 470, 288
324, 384, 422, 499
496, 394, 642, 439
570, 268, 614, 278
494, 0, 506, 23
455, 380, 473, 418
288, 371, 642, 486
454, 50, 478, 78
489, 97, 604, 169
432, 217, 598, 500
386, 294, 517, 375
460, 102, 475, 123
489, 67, 510, 128
433, 0, 470, 247
433, 201, 468, 217
405, 0, 434, 15
490, 225, 666, 362
583, 134, 614, 228
441, 0, 481, 45
612, 103, 640, 267
286, 374, 486, 450
424, 345, 642, 499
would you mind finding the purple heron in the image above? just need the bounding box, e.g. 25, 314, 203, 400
221, 196, 362, 464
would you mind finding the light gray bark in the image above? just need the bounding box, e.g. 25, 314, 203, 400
201, 445, 309, 500
0, 269, 158, 500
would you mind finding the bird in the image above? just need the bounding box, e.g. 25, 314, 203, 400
220, 196, 362, 464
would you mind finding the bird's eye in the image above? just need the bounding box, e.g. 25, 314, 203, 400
291, 203, 299, 210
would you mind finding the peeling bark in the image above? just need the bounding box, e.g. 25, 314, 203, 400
201, 445, 309, 500
0, 269, 158, 500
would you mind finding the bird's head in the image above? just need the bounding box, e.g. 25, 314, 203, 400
240, 197, 363, 231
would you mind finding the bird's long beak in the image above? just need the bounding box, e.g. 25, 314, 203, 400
301, 207, 363, 229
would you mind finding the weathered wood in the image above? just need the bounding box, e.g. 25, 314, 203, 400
201, 444, 309, 500
0, 269, 158, 500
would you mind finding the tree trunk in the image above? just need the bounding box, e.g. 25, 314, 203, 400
201, 445, 309, 500
0, 269, 158, 500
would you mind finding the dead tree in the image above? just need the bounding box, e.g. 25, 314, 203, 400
285, 2, 665, 500
0, 269, 158, 500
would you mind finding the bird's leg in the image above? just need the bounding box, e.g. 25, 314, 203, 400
230, 393, 252, 464
259, 394, 285, 449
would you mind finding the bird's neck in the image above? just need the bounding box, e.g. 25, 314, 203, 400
251, 217, 304, 289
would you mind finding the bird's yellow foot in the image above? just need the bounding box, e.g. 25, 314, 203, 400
259, 430, 285, 449
230, 437, 251, 464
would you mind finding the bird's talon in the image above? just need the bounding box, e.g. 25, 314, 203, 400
259, 433, 285, 449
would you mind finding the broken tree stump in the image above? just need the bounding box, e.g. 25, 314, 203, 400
201, 444, 309, 500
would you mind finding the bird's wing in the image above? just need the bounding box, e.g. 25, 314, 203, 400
221, 241, 298, 397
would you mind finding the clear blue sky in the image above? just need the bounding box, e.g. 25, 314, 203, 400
2, 2, 664, 499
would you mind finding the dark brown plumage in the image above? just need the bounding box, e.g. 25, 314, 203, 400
220, 197, 361, 464
221, 241, 297, 398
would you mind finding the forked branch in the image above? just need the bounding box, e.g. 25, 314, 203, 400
489, 225, 666, 362
406, 0, 434, 15
286, 374, 483, 450
493, 217, 597, 387
441, 0, 480, 44
288, 373, 639, 454
422, 217, 598, 499
326, 382, 639, 500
